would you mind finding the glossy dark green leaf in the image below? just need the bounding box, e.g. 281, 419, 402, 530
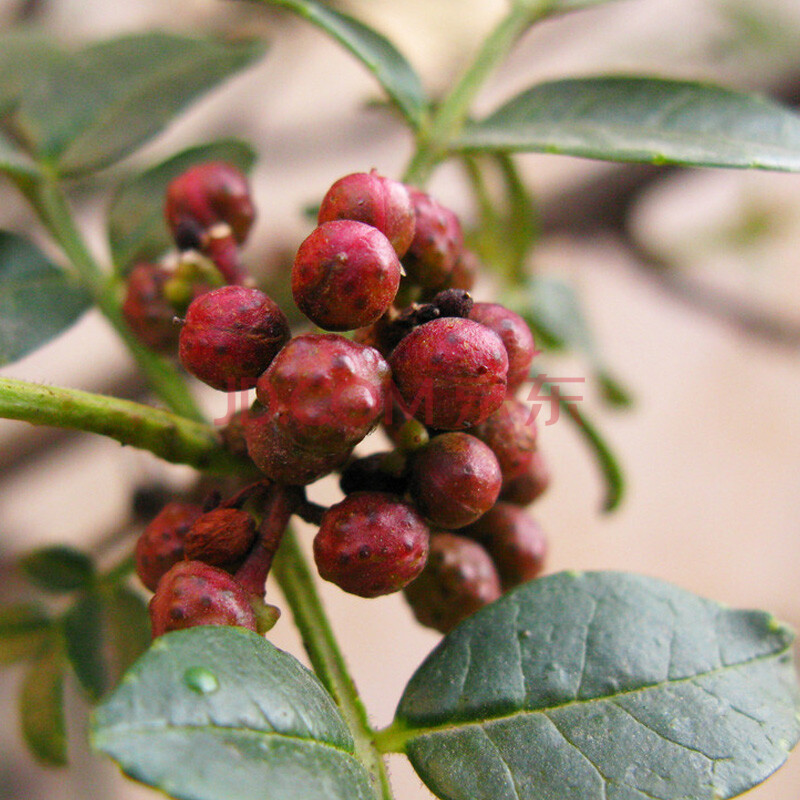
250, 0, 426, 128
392, 571, 800, 800
0, 603, 52, 666
92, 627, 374, 800
11, 32, 264, 175
63, 593, 108, 701
20, 640, 67, 766
0, 231, 92, 366
103, 586, 152, 681
21, 545, 94, 593
108, 139, 257, 273
456, 77, 800, 171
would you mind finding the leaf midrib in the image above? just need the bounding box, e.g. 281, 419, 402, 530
94, 719, 358, 758
397, 644, 793, 745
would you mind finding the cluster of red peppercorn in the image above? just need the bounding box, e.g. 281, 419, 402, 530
126, 163, 550, 637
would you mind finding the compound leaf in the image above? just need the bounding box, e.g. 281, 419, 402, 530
0, 231, 91, 366
456, 77, 800, 171
392, 571, 800, 800
249, 0, 426, 128
108, 139, 257, 273
92, 627, 374, 800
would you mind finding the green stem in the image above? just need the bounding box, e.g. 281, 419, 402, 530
403, 0, 554, 185
30, 176, 204, 422
272, 528, 394, 800
0, 377, 255, 478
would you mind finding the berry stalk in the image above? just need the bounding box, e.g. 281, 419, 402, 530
272, 527, 395, 800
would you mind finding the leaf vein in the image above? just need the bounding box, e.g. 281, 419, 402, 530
401, 647, 791, 741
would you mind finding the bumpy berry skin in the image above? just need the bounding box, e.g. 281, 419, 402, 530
463, 503, 547, 591
243, 401, 352, 485
135, 501, 203, 592
446, 248, 478, 293
471, 399, 537, 486
389, 317, 508, 430
149, 561, 257, 637
402, 189, 464, 290
318, 171, 415, 257
183, 508, 257, 570
256, 334, 391, 455
403, 532, 501, 633
469, 302, 536, 393
339, 453, 408, 497
313, 492, 430, 598
122, 263, 181, 353
292, 221, 402, 331
179, 286, 290, 392
165, 161, 255, 245
410, 433, 501, 529
500, 450, 550, 505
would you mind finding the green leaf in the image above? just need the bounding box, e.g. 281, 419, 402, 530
249, 0, 427, 128
108, 139, 257, 273
10, 32, 265, 175
20, 639, 67, 766
92, 627, 375, 800
21, 545, 94, 593
0, 30, 66, 109
103, 586, 151, 681
389, 571, 800, 800
0, 231, 92, 366
455, 77, 800, 171
63, 593, 108, 701
0, 603, 52, 666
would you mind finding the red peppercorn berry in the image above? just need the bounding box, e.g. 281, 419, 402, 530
500, 450, 551, 505
469, 302, 537, 393
462, 503, 547, 591
122, 262, 181, 353
149, 560, 258, 637
470, 398, 538, 486
256, 334, 390, 456
409, 433, 502, 529
292, 220, 402, 331
313, 492, 430, 598
318, 170, 415, 258
389, 317, 508, 430
135, 501, 203, 592
402, 188, 464, 290
179, 285, 290, 392
403, 532, 501, 633
165, 161, 255, 246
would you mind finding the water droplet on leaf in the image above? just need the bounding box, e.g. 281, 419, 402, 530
184, 666, 219, 694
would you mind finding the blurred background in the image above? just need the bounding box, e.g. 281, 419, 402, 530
0, 0, 798, 797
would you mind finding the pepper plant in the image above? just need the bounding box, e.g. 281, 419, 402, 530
0, 2, 799, 800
